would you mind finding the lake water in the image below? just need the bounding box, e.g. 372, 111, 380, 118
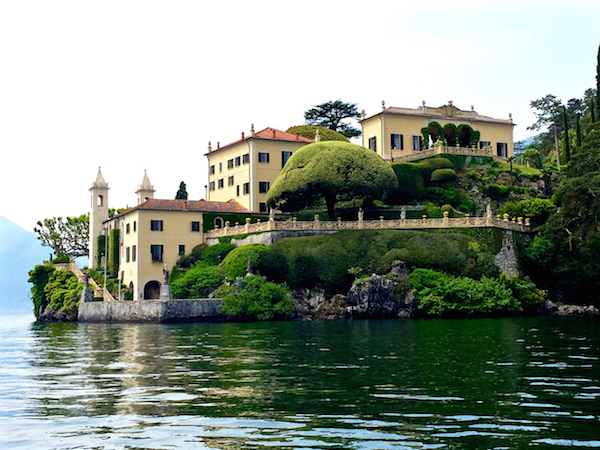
1, 314, 599, 449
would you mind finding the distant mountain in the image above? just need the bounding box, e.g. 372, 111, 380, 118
0, 216, 49, 315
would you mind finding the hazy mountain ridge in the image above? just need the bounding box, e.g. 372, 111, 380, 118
0, 216, 49, 314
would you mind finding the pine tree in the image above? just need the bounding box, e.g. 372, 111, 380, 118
596, 44, 600, 122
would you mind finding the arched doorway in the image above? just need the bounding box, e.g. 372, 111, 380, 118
144, 281, 161, 299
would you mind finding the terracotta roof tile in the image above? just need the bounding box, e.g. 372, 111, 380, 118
205, 127, 313, 155
115, 199, 251, 217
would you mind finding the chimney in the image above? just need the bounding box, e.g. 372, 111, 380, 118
217, 142, 220, 149
242, 131, 245, 139
272, 129, 276, 138
208, 141, 212, 152
295, 133, 299, 141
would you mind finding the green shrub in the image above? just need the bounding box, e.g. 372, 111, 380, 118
458, 196, 476, 214
425, 204, 443, 218
485, 184, 509, 201
500, 274, 547, 308
51, 254, 70, 264
441, 204, 453, 215
431, 168, 457, 182
176, 244, 208, 269
416, 157, 453, 179
28, 265, 56, 317
171, 263, 226, 299
222, 275, 293, 320
201, 243, 236, 266
410, 268, 521, 316
498, 198, 556, 225
221, 244, 267, 280
389, 162, 425, 202
286, 125, 348, 142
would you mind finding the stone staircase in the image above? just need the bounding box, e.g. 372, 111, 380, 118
50, 260, 117, 302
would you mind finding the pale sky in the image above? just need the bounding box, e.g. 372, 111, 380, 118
1, 0, 598, 231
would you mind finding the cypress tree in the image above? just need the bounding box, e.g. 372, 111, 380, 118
175, 181, 188, 199
596, 44, 600, 122
562, 106, 570, 163
576, 115, 583, 147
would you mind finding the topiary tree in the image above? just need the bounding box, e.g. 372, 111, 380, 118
430, 168, 457, 182
286, 125, 348, 142
267, 142, 398, 220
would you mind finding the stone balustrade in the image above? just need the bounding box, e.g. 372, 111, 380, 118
205, 213, 530, 240
391, 145, 502, 163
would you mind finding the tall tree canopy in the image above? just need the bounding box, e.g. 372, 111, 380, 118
175, 181, 188, 199
266, 141, 398, 220
34, 214, 89, 258
304, 100, 361, 139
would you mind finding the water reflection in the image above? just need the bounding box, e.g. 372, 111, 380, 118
1, 315, 598, 449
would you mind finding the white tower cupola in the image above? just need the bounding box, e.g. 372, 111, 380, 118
136, 170, 155, 205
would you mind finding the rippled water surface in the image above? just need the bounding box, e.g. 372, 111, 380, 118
1, 314, 599, 449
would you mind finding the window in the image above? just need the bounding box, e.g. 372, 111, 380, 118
242, 153, 249, 164
178, 245, 185, 255
126, 247, 130, 263
150, 220, 163, 231
227, 159, 234, 169
209, 165, 215, 175
236, 185, 240, 196
497, 142, 507, 158
243, 182, 249, 195
413, 135, 423, 151
214, 217, 223, 228
368, 137, 376, 151
235, 156, 241, 166
209, 181, 215, 191
191, 221, 200, 232
258, 152, 269, 163
391, 134, 404, 150
259, 181, 270, 193
228, 176, 234, 186
282, 150, 292, 168
217, 178, 224, 189
479, 141, 491, 149
219, 162, 222, 172
132, 245, 136, 261
126, 223, 130, 234
151, 245, 163, 262
133, 221, 137, 232
259, 202, 267, 213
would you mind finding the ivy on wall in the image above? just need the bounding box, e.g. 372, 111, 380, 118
421, 122, 480, 148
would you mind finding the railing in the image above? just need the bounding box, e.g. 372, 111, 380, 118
391, 144, 502, 163
205, 214, 530, 240
51, 260, 117, 302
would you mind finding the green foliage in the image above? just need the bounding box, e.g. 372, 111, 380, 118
44, 270, 82, 312
498, 198, 557, 225
97, 235, 106, 267
430, 168, 457, 182
222, 275, 293, 320
304, 100, 361, 139
286, 125, 348, 142
416, 157, 453, 179
389, 162, 425, 202
108, 228, 120, 278
267, 141, 398, 220
201, 243, 236, 266
220, 244, 267, 280
176, 244, 208, 269
485, 184, 509, 201
175, 181, 188, 199
86, 268, 126, 297
441, 204, 453, 215
28, 265, 55, 318
51, 254, 70, 263
522, 148, 543, 169
410, 269, 521, 317
34, 214, 89, 258
171, 263, 226, 299
257, 230, 499, 296
500, 274, 547, 309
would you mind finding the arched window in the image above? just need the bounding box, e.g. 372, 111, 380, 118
98, 195, 104, 206
214, 217, 224, 228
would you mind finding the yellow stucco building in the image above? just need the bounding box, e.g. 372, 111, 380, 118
89, 169, 250, 300
360, 101, 515, 161
205, 126, 314, 213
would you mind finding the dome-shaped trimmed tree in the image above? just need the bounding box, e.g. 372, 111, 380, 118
266, 141, 398, 220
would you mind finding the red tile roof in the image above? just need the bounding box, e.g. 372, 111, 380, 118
206, 127, 313, 155
114, 199, 251, 218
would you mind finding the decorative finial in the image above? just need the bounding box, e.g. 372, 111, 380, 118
315, 128, 321, 142
448, 100, 453, 106
361, 109, 365, 119
471, 105, 474, 111
422, 100, 426, 106
381, 100, 385, 111
208, 141, 212, 152
251, 124, 255, 137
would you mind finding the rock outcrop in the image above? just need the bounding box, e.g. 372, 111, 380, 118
293, 260, 416, 320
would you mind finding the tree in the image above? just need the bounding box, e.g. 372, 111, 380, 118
596, 43, 600, 122
266, 141, 398, 220
286, 125, 348, 142
175, 181, 188, 199
304, 100, 361, 139
562, 106, 570, 163
34, 214, 89, 258
527, 94, 563, 168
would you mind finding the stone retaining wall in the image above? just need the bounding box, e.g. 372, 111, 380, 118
78, 299, 225, 323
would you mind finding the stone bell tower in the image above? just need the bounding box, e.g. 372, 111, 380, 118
136, 170, 155, 205
89, 167, 109, 268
